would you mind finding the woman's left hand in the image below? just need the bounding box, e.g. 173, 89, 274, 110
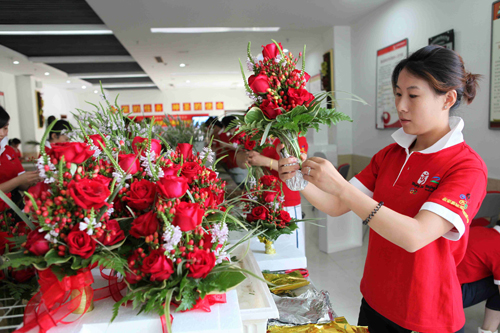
302, 157, 348, 196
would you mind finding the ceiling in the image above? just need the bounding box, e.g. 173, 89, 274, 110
0, 0, 392, 92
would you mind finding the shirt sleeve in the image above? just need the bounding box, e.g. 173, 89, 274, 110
419, 165, 487, 241
349, 145, 393, 199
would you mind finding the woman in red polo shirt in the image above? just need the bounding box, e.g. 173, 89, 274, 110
279, 45, 487, 333
0, 106, 42, 204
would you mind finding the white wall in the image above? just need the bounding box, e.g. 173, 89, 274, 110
351, 0, 500, 178
0, 71, 21, 141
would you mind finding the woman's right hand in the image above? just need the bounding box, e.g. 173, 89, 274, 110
17, 171, 43, 188
276, 144, 306, 181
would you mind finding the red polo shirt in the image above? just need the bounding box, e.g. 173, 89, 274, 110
261, 136, 308, 207
457, 226, 500, 285
0, 142, 24, 185
350, 117, 487, 332
218, 132, 237, 169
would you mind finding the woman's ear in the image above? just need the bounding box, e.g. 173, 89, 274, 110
444, 89, 458, 110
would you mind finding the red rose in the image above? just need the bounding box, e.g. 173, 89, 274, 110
172, 202, 205, 232
132, 137, 162, 156
162, 163, 181, 176
287, 88, 314, 106
176, 143, 193, 160
207, 169, 218, 181
27, 182, 49, 199
202, 230, 223, 251
67, 231, 96, 259
260, 99, 282, 119
187, 249, 216, 279
244, 138, 256, 151
94, 174, 112, 187
118, 154, 140, 174
181, 162, 201, 183
68, 178, 110, 210
260, 175, 278, 187
0, 232, 13, 255
125, 252, 140, 284
50, 142, 94, 164
263, 191, 278, 203
199, 187, 215, 208
98, 220, 125, 246
130, 211, 159, 238
262, 42, 283, 59
247, 206, 268, 222
123, 179, 156, 211
87, 134, 105, 149
248, 74, 270, 94
12, 267, 35, 283
216, 190, 225, 205
157, 175, 189, 199
25, 230, 50, 256
141, 249, 174, 282
0, 196, 9, 212
278, 210, 292, 223
292, 69, 311, 82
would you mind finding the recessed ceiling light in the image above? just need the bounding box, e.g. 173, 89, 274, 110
151, 27, 280, 33
283, 49, 289, 53
70, 73, 148, 79
94, 90, 98, 94
0, 25, 112, 35
66, 80, 71, 83
44, 72, 50, 76
186, 80, 190, 83
13, 60, 19, 65
179, 63, 186, 68
82, 85, 87, 89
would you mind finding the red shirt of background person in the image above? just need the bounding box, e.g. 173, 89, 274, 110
0, 106, 42, 197
218, 132, 237, 169
278, 46, 485, 333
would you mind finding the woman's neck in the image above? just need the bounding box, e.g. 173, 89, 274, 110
410, 123, 451, 152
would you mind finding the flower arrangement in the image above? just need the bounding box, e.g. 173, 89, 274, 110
232, 40, 366, 190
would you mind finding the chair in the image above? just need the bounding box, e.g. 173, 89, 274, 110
471, 191, 500, 228
337, 163, 350, 179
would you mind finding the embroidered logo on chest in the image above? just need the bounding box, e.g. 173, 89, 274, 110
417, 171, 429, 185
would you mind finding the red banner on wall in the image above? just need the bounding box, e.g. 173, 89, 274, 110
121, 105, 130, 114
194, 102, 202, 111
132, 105, 141, 113
205, 102, 213, 110
155, 104, 163, 112
172, 103, 180, 112
183, 103, 192, 111
144, 104, 152, 113
216, 102, 224, 110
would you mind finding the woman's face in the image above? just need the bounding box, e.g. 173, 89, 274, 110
0, 121, 9, 142
394, 68, 449, 136
50, 133, 69, 143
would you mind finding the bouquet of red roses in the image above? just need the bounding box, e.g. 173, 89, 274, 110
231, 40, 366, 191
241, 175, 299, 254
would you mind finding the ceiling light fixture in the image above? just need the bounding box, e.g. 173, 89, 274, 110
101, 83, 157, 89
82, 86, 87, 89
179, 63, 186, 68
0, 24, 112, 35
13, 60, 19, 65
151, 27, 280, 33
70, 73, 149, 79
94, 90, 98, 94
283, 49, 289, 53
66, 80, 71, 83
44, 72, 50, 76
186, 80, 190, 83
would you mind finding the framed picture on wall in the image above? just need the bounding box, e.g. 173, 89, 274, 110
375, 39, 408, 129
35, 91, 44, 129
490, 0, 500, 129
428, 29, 454, 50
0, 92, 5, 109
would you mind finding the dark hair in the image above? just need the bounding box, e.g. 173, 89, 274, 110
47, 116, 56, 126
204, 117, 223, 129
49, 120, 72, 141
221, 115, 236, 128
0, 106, 9, 128
8, 138, 20, 145
392, 45, 481, 110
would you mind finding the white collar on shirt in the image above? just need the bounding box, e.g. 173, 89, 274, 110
391, 116, 464, 154
0, 137, 8, 156
45, 141, 52, 149
494, 226, 500, 235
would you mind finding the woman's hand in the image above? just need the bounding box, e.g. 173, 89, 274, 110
17, 171, 43, 189
276, 144, 307, 182
302, 157, 348, 196
247, 151, 268, 167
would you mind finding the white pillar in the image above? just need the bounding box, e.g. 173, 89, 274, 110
15, 76, 39, 157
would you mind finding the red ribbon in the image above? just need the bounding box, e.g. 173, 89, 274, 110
97, 267, 127, 302
15, 268, 95, 333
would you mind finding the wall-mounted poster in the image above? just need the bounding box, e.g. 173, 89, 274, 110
172, 103, 180, 112
155, 104, 163, 112
375, 39, 408, 129
429, 30, 454, 50
36, 91, 44, 128
490, 1, 500, 128
183, 103, 192, 111
121, 105, 130, 114
143, 104, 152, 113
216, 102, 224, 110
132, 104, 141, 114
194, 102, 202, 111
205, 102, 213, 111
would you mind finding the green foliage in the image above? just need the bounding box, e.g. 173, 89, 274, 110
177, 287, 197, 312
90, 252, 128, 276
2, 279, 38, 301
0, 254, 44, 270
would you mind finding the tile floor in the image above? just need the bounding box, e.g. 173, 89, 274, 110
302, 201, 486, 332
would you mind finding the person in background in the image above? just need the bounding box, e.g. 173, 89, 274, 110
46, 115, 56, 128
0, 106, 42, 206
279, 45, 486, 332
204, 117, 224, 144
8, 138, 22, 160
45, 120, 72, 151
219, 115, 248, 187
458, 225, 500, 333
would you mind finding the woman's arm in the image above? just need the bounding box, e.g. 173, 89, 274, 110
0, 171, 42, 193
247, 151, 279, 171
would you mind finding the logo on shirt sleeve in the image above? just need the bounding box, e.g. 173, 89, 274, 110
442, 193, 471, 223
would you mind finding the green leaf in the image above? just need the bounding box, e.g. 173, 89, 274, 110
176, 287, 197, 312
0, 190, 35, 230
45, 249, 72, 267
0, 253, 44, 269
260, 121, 273, 146
199, 271, 246, 298
244, 107, 265, 124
